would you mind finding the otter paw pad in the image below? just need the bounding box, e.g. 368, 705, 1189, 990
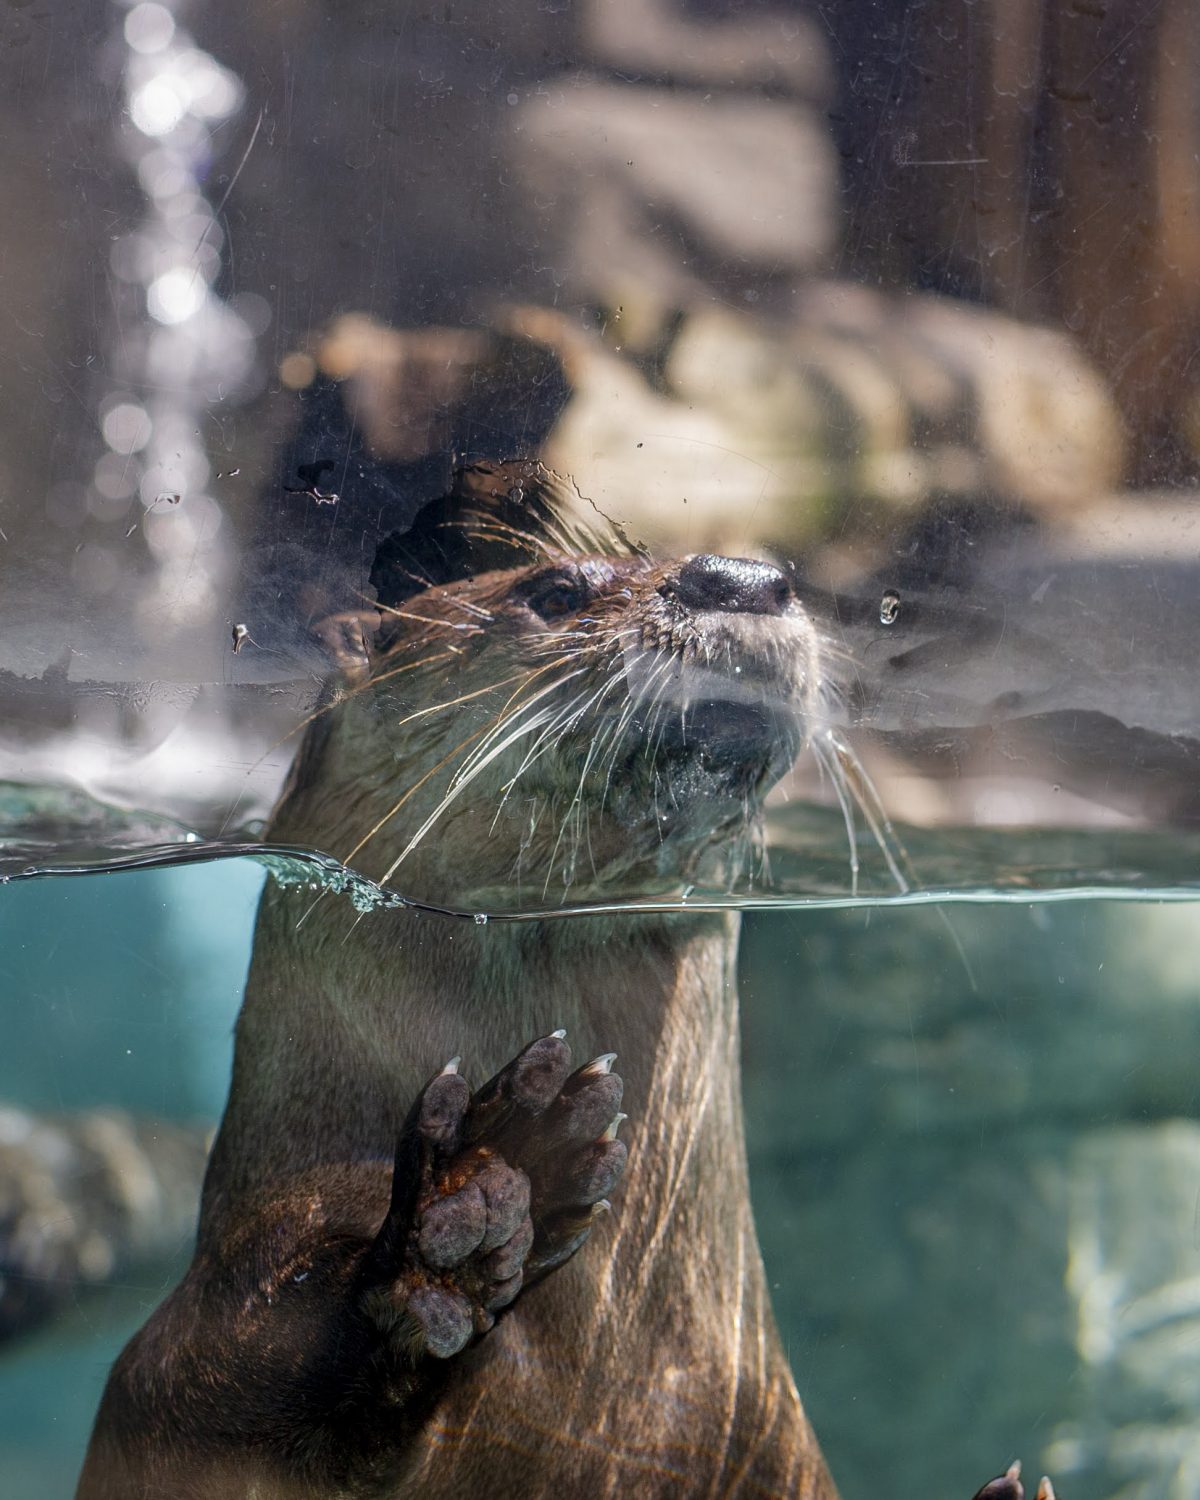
368, 1033, 626, 1360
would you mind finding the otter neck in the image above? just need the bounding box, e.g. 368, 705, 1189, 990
207, 890, 745, 1238
202, 879, 827, 1494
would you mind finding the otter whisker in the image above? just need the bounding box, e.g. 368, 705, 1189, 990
812, 733, 861, 897
402, 660, 593, 862
442, 654, 628, 893
494, 683, 598, 811
507, 672, 601, 768
214, 646, 465, 841
380, 701, 570, 885
340, 720, 499, 873
440, 652, 589, 779
528, 622, 637, 660
594, 652, 677, 814
449, 521, 552, 560
594, 658, 665, 797
446, 595, 495, 621
386, 667, 544, 738
509, 671, 630, 819
344, 660, 587, 875
822, 728, 910, 894
448, 666, 587, 792
641, 665, 683, 768
501, 658, 629, 808
337, 663, 576, 876
367, 647, 460, 690
372, 605, 485, 634
492, 698, 589, 831
539, 668, 635, 897
352, 584, 492, 635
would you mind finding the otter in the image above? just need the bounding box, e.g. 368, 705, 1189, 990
76, 461, 1043, 1499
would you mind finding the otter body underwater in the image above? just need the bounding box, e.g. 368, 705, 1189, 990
77, 463, 1030, 1499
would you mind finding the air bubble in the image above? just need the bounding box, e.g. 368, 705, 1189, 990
474, 912, 488, 926
879, 589, 901, 626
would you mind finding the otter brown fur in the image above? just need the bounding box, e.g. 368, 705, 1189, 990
76, 463, 1015, 1499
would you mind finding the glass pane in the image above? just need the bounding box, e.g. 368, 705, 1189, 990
1, 2, 1196, 915
4, 7, 1200, 1500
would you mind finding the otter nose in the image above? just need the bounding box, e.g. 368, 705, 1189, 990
670, 554, 792, 616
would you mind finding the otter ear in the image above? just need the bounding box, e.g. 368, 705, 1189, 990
369, 458, 582, 609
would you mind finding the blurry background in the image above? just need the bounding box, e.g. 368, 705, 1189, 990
4, 2, 1200, 1497
2, 0, 1200, 868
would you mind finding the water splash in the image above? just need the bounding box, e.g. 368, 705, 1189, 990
4, 780, 1200, 921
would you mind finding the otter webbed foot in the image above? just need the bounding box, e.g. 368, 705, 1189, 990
364, 1032, 626, 1360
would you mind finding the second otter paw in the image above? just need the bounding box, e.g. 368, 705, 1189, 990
365, 1033, 626, 1360
971, 1462, 1056, 1500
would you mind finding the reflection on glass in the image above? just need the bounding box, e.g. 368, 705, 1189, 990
1, 4, 1199, 1499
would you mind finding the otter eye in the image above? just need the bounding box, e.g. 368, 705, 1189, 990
518, 565, 591, 620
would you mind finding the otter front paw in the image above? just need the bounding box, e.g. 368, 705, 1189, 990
971, 1462, 1056, 1500
364, 1033, 626, 1360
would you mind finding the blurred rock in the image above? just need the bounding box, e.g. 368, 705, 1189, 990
792, 283, 1126, 518
825, 0, 1200, 486
741, 901, 1200, 1500
295, 287, 1124, 565
0, 1107, 208, 1347
513, 79, 839, 304
1049, 1125, 1200, 1499
583, 0, 832, 98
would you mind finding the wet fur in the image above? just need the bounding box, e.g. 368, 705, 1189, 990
78, 477, 837, 1498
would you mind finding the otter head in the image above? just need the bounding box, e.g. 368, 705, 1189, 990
281, 464, 827, 910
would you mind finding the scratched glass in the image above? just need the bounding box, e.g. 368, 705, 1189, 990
0, 2, 1198, 916
4, 6, 1200, 1500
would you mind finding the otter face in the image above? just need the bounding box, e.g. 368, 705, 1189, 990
320, 532, 827, 907
498, 550, 819, 842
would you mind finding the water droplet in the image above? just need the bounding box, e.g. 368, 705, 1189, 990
473, 912, 488, 926
879, 589, 901, 626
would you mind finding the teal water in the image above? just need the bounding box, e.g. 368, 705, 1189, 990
0, 862, 262, 1497
3, 864, 1199, 1498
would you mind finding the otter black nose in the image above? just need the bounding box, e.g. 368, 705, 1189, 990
670, 554, 791, 616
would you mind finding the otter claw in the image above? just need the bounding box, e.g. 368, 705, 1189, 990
368, 1034, 627, 1362
970, 1460, 1057, 1500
